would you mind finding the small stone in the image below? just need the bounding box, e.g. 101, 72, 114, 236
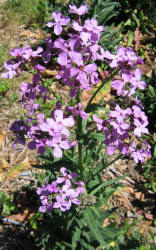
18, 170, 31, 176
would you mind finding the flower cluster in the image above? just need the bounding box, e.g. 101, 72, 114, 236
4, 4, 104, 158
45, 5, 105, 97
37, 167, 85, 212
19, 73, 48, 115
11, 107, 76, 157
2, 45, 43, 79
103, 46, 146, 97
93, 102, 151, 163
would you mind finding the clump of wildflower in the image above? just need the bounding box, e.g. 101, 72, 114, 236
37, 167, 85, 213
93, 102, 151, 163
2, 45, 43, 79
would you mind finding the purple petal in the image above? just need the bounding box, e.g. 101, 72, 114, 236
58, 52, 68, 65
135, 68, 142, 81
62, 117, 74, 127
56, 177, 65, 184
60, 167, 67, 176
53, 146, 62, 158
54, 110, 64, 122
60, 17, 70, 25
28, 141, 36, 150
84, 63, 97, 74
69, 52, 83, 66
39, 205, 47, 213
54, 24, 62, 35
52, 11, 62, 22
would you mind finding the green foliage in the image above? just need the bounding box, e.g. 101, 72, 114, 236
143, 134, 156, 193
0, 81, 9, 94
116, 0, 156, 33
136, 71, 156, 194
137, 71, 156, 131
2, 0, 50, 27
0, 191, 16, 216
86, 0, 120, 25
0, 43, 10, 65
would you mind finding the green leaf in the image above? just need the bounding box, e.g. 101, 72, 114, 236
85, 207, 106, 245
75, 218, 84, 229
88, 132, 106, 141
154, 145, 156, 158
85, 103, 103, 113
99, 226, 118, 240
62, 241, 73, 248
132, 13, 140, 27
72, 227, 81, 249
90, 175, 126, 195
66, 216, 75, 231
1, 199, 16, 216
127, 30, 134, 47
87, 179, 99, 190
124, 18, 132, 26
95, 196, 111, 210
79, 239, 95, 250
0, 192, 7, 204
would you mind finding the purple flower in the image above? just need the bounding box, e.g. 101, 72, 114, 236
83, 18, 104, 42
133, 119, 149, 137
54, 37, 82, 66
20, 45, 43, 61
42, 38, 54, 63
2, 60, 21, 79
93, 114, 103, 131
75, 181, 85, 195
71, 63, 97, 90
56, 167, 77, 187
46, 181, 59, 193
130, 68, 147, 90
37, 167, 85, 213
53, 195, 71, 212
69, 5, 88, 15
66, 103, 88, 120
47, 11, 70, 35
129, 141, 151, 164
109, 47, 143, 69
46, 136, 71, 158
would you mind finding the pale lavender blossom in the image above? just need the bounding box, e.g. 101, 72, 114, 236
2, 61, 21, 79
54, 37, 82, 66
53, 195, 71, 212
56, 167, 77, 187
133, 119, 149, 137
93, 114, 103, 131
71, 63, 97, 90
130, 68, 147, 90
83, 18, 104, 42
69, 5, 88, 15
109, 47, 143, 69
47, 11, 70, 35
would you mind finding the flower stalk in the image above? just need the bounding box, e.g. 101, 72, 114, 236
85, 68, 119, 112
77, 88, 84, 179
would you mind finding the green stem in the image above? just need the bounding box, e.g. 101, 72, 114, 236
77, 88, 84, 179
84, 68, 119, 112
49, 88, 64, 105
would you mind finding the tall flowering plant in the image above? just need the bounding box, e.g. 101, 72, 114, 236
2, 4, 151, 248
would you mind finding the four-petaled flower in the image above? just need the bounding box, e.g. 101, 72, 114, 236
47, 11, 70, 35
